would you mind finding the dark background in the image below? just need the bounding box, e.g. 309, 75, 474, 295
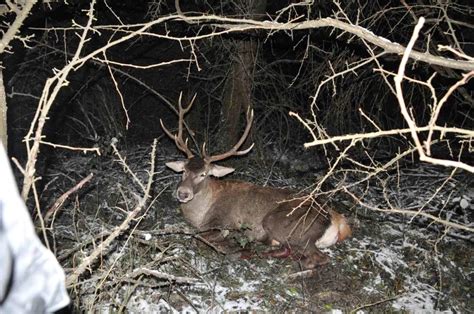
4, 0, 472, 171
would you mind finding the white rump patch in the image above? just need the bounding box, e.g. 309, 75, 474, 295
315, 222, 339, 248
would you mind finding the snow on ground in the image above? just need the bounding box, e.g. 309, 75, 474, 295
46, 148, 472, 312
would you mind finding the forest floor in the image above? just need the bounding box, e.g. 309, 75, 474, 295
39, 143, 473, 313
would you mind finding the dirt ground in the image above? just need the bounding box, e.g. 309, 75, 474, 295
40, 144, 473, 312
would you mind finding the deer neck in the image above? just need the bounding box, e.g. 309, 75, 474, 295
180, 178, 215, 229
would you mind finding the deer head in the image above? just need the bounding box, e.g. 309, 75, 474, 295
161, 93, 254, 203
162, 95, 351, 269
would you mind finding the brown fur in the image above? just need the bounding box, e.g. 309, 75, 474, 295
163, 101, 351, 268
169, 160, 352, 269
181, 178, 294, 242
262, 198, 334, 268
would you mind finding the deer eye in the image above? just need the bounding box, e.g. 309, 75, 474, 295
200, 172, 207, 178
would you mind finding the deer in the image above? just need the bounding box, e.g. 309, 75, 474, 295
161, 96, 351, 269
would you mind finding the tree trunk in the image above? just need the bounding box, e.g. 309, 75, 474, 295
221, 0, 266, 149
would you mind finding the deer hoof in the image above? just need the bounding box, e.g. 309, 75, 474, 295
265, 246, 292, 258
301, 252, 330, 269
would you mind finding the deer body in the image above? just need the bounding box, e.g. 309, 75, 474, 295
162, 94, 351, 269
263, 199, 351, 268
179, 177, 293, 241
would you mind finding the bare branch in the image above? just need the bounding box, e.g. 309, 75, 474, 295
66, 139, 158, 288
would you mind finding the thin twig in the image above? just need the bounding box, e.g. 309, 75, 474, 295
44, 173, 94, 222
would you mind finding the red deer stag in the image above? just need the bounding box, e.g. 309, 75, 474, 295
161, 97, 351, 269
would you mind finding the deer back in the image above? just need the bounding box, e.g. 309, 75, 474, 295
175, 170, 295, 241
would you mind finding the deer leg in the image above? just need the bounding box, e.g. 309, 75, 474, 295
200, 229, 227, 242
196, 230, 238, 254
239, 246, 292, 260
238, 249, 255, 259
240, 239, 293, 260
263, 246, 293, 258
299, 249, 330, 269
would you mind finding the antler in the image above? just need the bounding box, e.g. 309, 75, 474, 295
160, 92, 196, 158
203, 107, 254, 163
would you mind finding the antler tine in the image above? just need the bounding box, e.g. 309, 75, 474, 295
178, 92, 197, 115
202, 142, 209, 160
160, 92, 196, 158
160, 119, 175, 140
205, 108, 254, 163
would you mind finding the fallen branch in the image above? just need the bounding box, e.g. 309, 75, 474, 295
127, 268, 199, 285
65, 139, 157, 288
44, 173, 94, 222
343, 187, 474, 233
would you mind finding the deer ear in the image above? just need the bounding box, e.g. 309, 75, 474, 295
209, 164, 235, 177
166, 161, 186, 172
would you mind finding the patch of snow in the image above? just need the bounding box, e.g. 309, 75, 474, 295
350, 237, 409, 280
322, 247, 335, 258
130, 298, 180, 314
401, 237, 425, 252
363, 274, 382, 294
392, 280, 446, 313
204, 281, 264, 312
221, 298, 263, 311
383, 224, 403, 237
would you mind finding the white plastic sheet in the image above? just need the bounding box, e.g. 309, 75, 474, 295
0, 144, 70, 313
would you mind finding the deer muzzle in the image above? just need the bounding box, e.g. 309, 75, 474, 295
176, 186, 193, 203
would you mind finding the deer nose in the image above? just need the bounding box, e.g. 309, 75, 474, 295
177, 188, 193, 203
